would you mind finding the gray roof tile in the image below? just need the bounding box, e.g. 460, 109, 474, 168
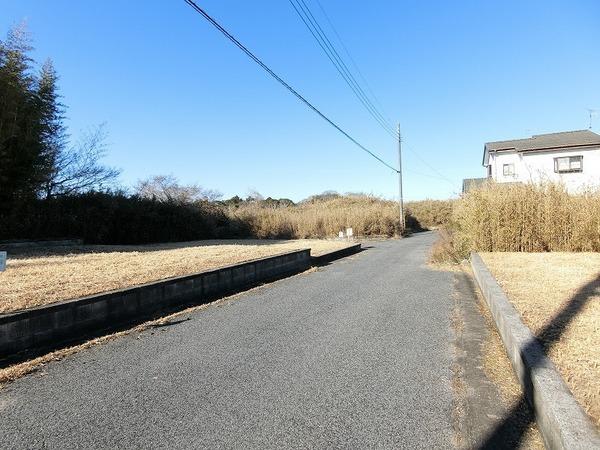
485, 130, 600, 152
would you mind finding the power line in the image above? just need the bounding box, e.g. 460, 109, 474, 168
290, 0, 458, 188
402, 141, 457, 187
183, 0, 399, 173
313, 0, 393, 127
303, 0, 395, 133
293, 0, 395, 135
288, 0, 398, 139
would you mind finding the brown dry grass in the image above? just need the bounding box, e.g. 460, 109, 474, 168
480, 252, 600, 429
0, 239, 350, 313
453, 183, 600, 254
405, 199, 454, 229
229, 195, 403, 238
225, 195, 455, 240
429, 228, 463, 267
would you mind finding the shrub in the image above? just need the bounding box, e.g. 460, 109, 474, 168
227, 195, 403, 239
0, 193, 234, 244
429, 227, 463, 264
405, 199, 454, 230
452, 182, 600, 254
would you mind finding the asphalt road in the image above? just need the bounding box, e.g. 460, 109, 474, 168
0, 232, 457, 449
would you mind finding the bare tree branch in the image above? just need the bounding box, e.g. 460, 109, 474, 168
45, 124, 120, 197
135, 174, 222, 204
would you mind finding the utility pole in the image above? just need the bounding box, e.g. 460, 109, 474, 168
397, 123, 405, 233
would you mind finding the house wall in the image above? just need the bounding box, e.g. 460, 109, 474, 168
489, 146, 600, 192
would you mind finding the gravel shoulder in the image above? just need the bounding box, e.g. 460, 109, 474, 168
445, 263, 543, 449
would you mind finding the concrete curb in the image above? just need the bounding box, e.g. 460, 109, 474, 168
310, 243, 362, 265
0, 239, 83, 250
0, 244, 364, 364
470, 252, 600, 450
0, 249, 311, 362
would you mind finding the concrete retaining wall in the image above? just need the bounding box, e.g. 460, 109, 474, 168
470, 252, 600, 450
0, 249, 310, 361
0, 239, 83, 250
311, 243, 361, 265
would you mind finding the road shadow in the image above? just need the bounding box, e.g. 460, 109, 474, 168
477, 275, 600, 449
310, 245, 367, 267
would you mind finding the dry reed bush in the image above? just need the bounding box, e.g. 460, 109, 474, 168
228, 195, 403, 238
405, 199, 454, 229
429, 227, 463, 265
453, 182, 600, 254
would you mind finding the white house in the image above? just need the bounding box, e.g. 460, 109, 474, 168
482, 130, 600, 192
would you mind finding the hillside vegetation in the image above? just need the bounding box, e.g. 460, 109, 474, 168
229, 196, 402, 239
226, 196, 457, 240
0, 193, 454, 244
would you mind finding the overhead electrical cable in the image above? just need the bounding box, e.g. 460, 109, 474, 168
303, 0, 457, 187
288, 0, 398, 139
313, 0, 393, 127
403, 142, 457, 187
296, 0, 395, 133
183, 0, 399, 173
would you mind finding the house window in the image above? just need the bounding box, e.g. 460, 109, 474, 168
503, 163, 515, 176
554, 156, 583, 173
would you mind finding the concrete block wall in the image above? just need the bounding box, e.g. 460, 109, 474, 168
310, 243, 361, 265
0, 249, 311, 360
0, 239, 83, 250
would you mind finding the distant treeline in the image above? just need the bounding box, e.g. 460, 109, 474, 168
1, 193, 245, 244
1, 190, 452, 244
0, 25, 452, 244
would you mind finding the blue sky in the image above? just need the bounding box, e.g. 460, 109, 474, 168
2, 0, 599, 201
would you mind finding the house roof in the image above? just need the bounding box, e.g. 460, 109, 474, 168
485, 130, 600, 153
482, 130, 600, 166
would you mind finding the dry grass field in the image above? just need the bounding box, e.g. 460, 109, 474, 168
0, 239, 351, 314
480, 252, 600, 429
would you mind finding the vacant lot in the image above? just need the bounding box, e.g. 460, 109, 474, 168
0, 239, 351, 314
480, 252, 600, 429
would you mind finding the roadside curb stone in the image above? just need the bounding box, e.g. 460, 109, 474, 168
470, 252, 600, 450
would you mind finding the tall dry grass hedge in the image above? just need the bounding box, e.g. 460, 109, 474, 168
452, 183, 600, 254
405, 199, 454, 229
227, 195, 403, 239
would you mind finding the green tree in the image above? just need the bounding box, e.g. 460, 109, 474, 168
36, 58, 67, 198
0, 24, 45, 208
0, 24, 119, 203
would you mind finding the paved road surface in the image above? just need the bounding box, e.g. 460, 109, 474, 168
0, 232, 457, 449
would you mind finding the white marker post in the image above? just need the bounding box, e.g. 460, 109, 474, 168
338, 231, 344, 239
0, 251, 6, 272
346, 228, 353, 240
